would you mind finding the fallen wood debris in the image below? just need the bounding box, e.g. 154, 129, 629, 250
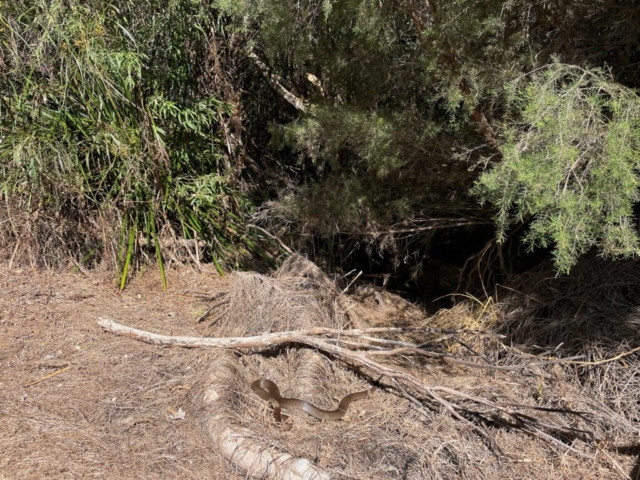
98, 316, 594, 458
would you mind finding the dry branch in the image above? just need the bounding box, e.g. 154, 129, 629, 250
23, 365, 71, 387
98, 317, 593, 456
248, 51, 308, 112
247, 224, 294, 255
98, 317, 501, 346
344, 220, 494, 236
195, 299, 230, 323
97, 317, 536, 371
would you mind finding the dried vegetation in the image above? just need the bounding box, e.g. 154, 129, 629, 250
3, 255, 640, 479
106, 256, 640, 479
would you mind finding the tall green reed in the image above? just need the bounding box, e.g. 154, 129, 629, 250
0, 0, 252, 287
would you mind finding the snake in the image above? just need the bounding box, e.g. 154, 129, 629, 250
251, 378, 371, 422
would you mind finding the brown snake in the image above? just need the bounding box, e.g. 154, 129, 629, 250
251, 379, 372, 422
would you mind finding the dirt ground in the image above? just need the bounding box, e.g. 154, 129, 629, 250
1, 261, 638, 479
0, 263, 239, 479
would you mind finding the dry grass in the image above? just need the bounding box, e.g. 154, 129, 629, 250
494, 257, 640, 454
216, 258, 345, 338
0, 262, 238, 479
2, 255, 640, 479
0, 199, 119, 270
187, 256, 640, 479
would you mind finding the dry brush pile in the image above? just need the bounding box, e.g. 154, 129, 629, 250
100, 255, 640, 479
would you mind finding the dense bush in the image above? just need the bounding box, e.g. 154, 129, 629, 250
474, 63, 640, 273
3, 0, 640, 284
0, 0, 251, 284
216, 0, 640, 275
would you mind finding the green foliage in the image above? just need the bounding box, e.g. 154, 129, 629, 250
4, 0, 640, 284
282, 106, 403, 177
270, 105, 466, 232
215, 0, 599, 238
220, 0, 640, 275
474, 63, 640, 273
215, 0, 492, 239
0, 0, 251, 282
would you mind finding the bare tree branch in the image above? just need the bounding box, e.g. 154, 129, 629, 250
248, 51, 308, 112
98, 316, 593, 457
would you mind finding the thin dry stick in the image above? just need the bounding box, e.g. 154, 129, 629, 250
342, 270, 362, 294
366, 346, 523, 372
196, 299, 230, 323
326, 335, 518, 371
99, 317, 501, 345
344, 221, 494, 236
247, 224, 294, 254
526, 427, 593, 460
24, 366, 71, 387
98, 317, 591, 455
566, 345, 640, 366
8, 240, 20, 270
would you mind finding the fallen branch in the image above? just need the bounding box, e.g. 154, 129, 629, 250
98, 317, 593, 456
100, 317, 527, 371
99, 317, 501, 344
97, 317, 583, 373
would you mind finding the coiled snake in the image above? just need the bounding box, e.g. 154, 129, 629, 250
251, 379, 371, 422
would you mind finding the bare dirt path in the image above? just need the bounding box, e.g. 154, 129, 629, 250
0, 264, 236, 479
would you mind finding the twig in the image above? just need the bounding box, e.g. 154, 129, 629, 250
247, 224, 294, 255
342, 270, 362, 294
196, 299, 230, 323
106, 314, 533, 374
24, 366, 71, 387
9, 240, 20, 270
319, 335, 530, 371
365, 347, 524, 372
564, 345, 640, 366
525, 427, 594, 460
190, 291, 227, 301
598, 446, 632, 479
345, 221, 493, 236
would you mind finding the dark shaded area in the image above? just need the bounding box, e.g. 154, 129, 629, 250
495, 257, 640, 351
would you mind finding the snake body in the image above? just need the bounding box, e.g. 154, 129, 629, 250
251, 379, 371, 422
